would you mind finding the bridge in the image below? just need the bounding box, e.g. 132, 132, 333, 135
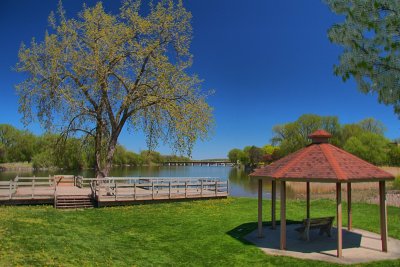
163, 161, 234, 167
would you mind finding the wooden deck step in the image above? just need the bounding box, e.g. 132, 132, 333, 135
55, 195, 95, 209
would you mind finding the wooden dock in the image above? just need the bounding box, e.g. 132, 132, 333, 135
0, 176, 228, 208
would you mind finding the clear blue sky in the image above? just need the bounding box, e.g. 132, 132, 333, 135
0, 0, 399, 159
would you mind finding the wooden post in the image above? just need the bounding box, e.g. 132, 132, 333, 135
280, 181, 286, 250
185, 181, 187, 198
271, 180, 276, 229
32, 177, 35, 198
347, 182, 352, 230
169, 181, 171, 198
152, 181, 154, 200
336, 182, 342, 258
215, 181, 218, 196
115, 182, 117, 201
9, 179, 12, 199
257, 179, 263, 238
379, 181, 388, 252
201, 180, 203, 197
306, 181, 310, 219
134, 181, 136, 200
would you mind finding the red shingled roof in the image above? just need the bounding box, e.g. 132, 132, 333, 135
250, 130, 394, 182
308, 129, 332, 138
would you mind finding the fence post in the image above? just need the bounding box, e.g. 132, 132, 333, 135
9, 180, 12, 199
227, 180, 229, 195
115, 182, 118, 201
32, 177, 35, 198
185, 181, 187, 198
152, 181, 154, 200
169, 181, 171, 199
201, 180, 203, 197
215, 181, 218, 196
134, 181, 137, 200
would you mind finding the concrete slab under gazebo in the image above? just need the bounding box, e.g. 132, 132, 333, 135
248, 130, 395, 260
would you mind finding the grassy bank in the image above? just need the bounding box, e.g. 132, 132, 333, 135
0, 198, 399, 266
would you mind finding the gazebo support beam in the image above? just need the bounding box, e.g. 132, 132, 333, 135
347, 182, 352, 230
280, 181, 286, 250
379, 181, 388, 252
306, 182, 310, 219
258, 179, 263, 238
336, 182, 342, 258
271, 180, 276, 229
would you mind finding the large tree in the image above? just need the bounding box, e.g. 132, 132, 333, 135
15, 0, 213, 177
326, 0, 400, 116
343, 132, 389, 165
271, 114, 341, 155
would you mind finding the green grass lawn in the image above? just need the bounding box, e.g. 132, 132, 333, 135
0, 198, 399, 266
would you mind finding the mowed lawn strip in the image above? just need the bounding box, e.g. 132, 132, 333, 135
0, 197, 399, 266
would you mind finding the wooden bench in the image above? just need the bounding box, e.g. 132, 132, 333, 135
295, 216, 334, 241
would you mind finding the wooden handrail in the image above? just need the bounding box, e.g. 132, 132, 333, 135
91, 178, 228, 200
1, 176, 228, 202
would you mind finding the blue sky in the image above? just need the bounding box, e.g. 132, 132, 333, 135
0, 0, 399, 159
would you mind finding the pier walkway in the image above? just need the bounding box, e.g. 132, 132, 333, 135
0, 176, 228, 208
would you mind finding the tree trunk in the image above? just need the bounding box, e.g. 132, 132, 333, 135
94, 120, 105, 179
95, 132, 119, 179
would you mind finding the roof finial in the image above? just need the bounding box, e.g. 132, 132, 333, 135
308, 130, 332, 144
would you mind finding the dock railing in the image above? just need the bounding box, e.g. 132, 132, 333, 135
0, 176, 55, 200
0, 176, 228, 203
76, 176, 97, 188
90, 177, 228, 202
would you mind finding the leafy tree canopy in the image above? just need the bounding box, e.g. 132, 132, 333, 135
15, 0, 213, 177
228, 148, 242, 164
326, 0, 400, 116
343, 132, 389, 165
271, 114, 341, 155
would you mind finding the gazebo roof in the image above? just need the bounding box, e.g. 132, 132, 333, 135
250, 130, 394, 182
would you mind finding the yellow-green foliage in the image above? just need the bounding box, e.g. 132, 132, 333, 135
15, 0, 213, 176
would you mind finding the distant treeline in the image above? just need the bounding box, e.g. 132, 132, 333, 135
228, 115, 400, 167
0, 124, 190, 170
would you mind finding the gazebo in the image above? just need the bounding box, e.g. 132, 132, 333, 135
249, 130, 395, 258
